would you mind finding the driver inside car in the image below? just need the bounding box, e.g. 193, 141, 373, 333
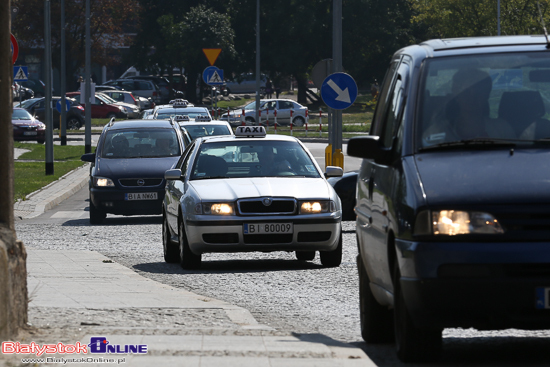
256, 147, 293, 176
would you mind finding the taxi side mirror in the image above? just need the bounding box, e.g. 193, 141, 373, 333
165, 169, 183, 180
325, 166, 343, 178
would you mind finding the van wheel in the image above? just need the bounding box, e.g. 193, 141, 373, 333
320, 231, 342, 267
358, 255, 394, 343
89, 200, 106, 224
393, 262, 442, 362
163, 215, 180, 263
296, 251, 315, 261
179, 220, 201, 269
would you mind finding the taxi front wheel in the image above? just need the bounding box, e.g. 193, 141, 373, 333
320, 231, 342, 267
163, 215, 180, 263
179, 221, 202, 270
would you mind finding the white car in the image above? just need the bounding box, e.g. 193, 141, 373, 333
152, 99, 210, 122
178, 119, 234, 140
162, 126, 344, 269
222, 99, 308, 127
98, 93, 141, 119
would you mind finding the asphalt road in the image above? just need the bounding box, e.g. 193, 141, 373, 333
13, 139, 550, 366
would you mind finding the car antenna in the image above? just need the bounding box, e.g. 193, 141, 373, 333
537, 0, 550, 49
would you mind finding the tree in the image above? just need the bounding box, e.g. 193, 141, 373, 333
156, 5, 236, 103
12, 0, 140, 91
412, 0, 550, 38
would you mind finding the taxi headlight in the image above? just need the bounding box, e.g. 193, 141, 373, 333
414, 210, 505, 236
203, 203, 234, 215
93, 177, 115, 187
299, 200, 334, 214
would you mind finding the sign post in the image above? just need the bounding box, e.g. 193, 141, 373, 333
321, 72, 358, 169
203, 66, 224, 112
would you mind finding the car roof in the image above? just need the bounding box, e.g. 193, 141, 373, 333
197, 133, 299, 144
107, 119, 178, 130
178, 120, 231, 126
156, 107, 209, 113
419, 35, 548, 52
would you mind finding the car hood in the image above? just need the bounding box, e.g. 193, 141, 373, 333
415, 149, 550, 206
96, 157, 178, 178
12, 119, 42, 126
190, 177, 332, 201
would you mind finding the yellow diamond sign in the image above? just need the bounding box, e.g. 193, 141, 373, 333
202, 48, 222, 66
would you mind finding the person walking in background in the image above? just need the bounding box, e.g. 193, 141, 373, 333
265, 79, 273, 99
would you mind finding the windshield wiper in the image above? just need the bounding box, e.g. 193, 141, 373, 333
419, 138, 517, 152
193, 176, 230, 180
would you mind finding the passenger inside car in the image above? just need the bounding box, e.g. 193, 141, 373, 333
422, 68, 515, 146
108, 135, 131, 157
498, 90, 550, 139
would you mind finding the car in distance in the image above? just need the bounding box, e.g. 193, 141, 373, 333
151, 99, 210, 121
102, 79, 162, 104
67, 92, 127, 119
12, 108, 45, 144
177, 118, 234, 140
162, 126, 344, 269
81, 119, 191, 224
18, 96, 85, 130
347, 35, 550, 363
224, 73, 267, 95
221, 99, 307, 127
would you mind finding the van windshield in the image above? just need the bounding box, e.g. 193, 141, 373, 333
418, 52, 550, 148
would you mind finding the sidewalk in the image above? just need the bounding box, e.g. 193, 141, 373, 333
8, 154, 375, 366
1, 249, 373, 366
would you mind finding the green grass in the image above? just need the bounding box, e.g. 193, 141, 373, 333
13, 143, 87, 202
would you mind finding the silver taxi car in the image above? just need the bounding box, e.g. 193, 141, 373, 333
162, 126, 344, 269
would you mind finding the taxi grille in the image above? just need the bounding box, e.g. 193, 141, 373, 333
237, 198, 296, 215
203, 233, 239, 244
297, 232, 332, 242
119, 178, 163, 187
243, 234, 293, 244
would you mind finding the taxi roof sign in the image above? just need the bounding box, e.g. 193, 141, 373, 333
175, 115, 190, 122
170, 99, 189, 107
235, 126, 266, 137
195, 115, 212, 122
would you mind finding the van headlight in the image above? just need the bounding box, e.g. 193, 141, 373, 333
93, 177, 115, 187
414, 210, 504, 236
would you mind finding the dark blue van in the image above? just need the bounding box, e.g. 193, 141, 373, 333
348, 36, 550, 362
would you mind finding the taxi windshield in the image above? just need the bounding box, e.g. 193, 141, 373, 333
418, 52, 550, 149
102, 128, 180, 158
191, 140, 320, 179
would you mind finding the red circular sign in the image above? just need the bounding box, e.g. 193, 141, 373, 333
10, 33, 18, 65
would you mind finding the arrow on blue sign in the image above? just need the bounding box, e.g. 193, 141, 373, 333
321, 72, 358, 110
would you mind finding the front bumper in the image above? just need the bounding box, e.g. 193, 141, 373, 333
396, 239, 550, 330
185, 217, 341, 254
90, 187, 164, 216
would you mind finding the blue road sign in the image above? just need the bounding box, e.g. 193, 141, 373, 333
202, 66, 224, 85
56, 99, 71, 113
321, 72, 358, 110
13, 66, 28, 82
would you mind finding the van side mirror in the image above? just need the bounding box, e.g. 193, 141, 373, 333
347, 136, 390, 164
81, 153, 96, 162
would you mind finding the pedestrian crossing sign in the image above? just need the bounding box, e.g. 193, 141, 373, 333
13, 66, 28, 81
202, 66, 224, 85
